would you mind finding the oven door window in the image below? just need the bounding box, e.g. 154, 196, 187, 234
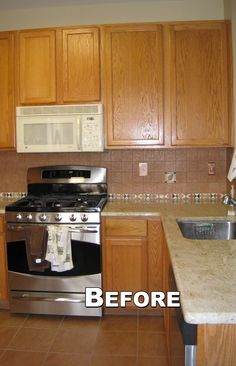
7, 240, 100, 277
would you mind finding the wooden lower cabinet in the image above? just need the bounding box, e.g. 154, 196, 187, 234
102, 217, 163, 311
198, 324, 236, 366
0, 215, 8, 308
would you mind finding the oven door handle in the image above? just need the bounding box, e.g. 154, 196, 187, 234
7, 225, 25, 231
69, 228, 98, 234
12, 293, 85, 303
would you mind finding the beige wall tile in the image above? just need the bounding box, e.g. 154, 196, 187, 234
0, 148, 228, 195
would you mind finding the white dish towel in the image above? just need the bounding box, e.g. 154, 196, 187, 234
46, 226, 73, 272
228, 149, 236, 182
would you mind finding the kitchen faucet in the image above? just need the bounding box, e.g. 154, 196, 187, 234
222, 194, 236, 206
222, 186, 236, 215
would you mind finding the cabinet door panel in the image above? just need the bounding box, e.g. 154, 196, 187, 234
103, 24, 164, 147
148, 219, 163, 291
0, 32, 15, 149
61, 28, 100, 102
18, 30, 56, 104
170, 22, 230, 146
105, 218, 147, 237
105, 237, 147, 294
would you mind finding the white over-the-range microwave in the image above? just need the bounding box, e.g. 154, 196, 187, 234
16, 103, 104, 153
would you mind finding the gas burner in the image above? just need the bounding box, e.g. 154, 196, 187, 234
5, 166, 107, 224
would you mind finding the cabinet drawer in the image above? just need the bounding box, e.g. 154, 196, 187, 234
0, 216, 4, 233
104, 218, 147, 237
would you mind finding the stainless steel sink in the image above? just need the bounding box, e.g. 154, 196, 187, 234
177, 220, 236, 240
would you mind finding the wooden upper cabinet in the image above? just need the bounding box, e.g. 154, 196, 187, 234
0, 32, 15, 149
102, 24, 164, 147
59, 27, 100, 103
18, 30, 57, 104
17, 27, 100, 105
170, 22, 230, 146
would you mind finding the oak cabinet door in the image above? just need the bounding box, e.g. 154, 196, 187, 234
103, 217, 148, 308
0, 32, 15, 149
105, 237, 148, 295
170, 22, 230, 146
0, 216, 8, 305
18, 30, 57, 104
60, 27, 100, 102
102, 24, 164, 147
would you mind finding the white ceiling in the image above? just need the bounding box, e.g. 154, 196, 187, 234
0, 0, 177, 11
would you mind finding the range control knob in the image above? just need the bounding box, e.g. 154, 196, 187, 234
69, 214, 77, 222
55, 214, 62, 222
26, 214, 33, 221
39, 214, 47, 222
16, 213, 22, 221
81, 214, 88, 222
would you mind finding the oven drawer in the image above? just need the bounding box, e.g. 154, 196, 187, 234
104, 218, 147, 237
9, 290, 102, 316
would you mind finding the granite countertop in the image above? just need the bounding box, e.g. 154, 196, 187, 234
103, 199, 236, 324
0, 199, 16, 214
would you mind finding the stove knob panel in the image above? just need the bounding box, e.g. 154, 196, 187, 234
55, 214, 62, 222
16, 213, 22, 221
26, 214, 33, 221
39, 214, 47, 222
69, 214, 77, 222
81, 214, 88, 222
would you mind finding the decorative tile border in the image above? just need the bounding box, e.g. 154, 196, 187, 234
108, 192, 225, 201
0, 191, 225, 202
0, 192, 26, 199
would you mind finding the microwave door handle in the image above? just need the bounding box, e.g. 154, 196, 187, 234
76, 117, 81, 150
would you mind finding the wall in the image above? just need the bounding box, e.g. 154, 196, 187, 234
0, 0, 227, 196
0, 0, 224, 31
0, 148, 226, 195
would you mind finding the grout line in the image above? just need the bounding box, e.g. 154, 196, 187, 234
41, 315, 65, 366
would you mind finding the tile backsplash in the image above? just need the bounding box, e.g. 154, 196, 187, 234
0, 148, 227, 195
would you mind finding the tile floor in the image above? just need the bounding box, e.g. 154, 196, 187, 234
0, 311, 170, 366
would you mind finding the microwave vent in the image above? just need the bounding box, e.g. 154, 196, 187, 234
16, 104, 102, 116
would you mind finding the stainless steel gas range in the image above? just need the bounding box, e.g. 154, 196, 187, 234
5, 165, 107, 317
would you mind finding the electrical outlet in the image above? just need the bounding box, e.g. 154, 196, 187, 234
165, 171, 176, 184
139, 162, 148, 176
208, 162, 216, 175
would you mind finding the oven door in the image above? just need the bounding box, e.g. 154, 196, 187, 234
6, 224, 102, 316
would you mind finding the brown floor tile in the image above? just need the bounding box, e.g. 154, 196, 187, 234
0, 350, 46, 366
138, 332, 167, 357
100, 315, 137, 332
137, 356, 168, 366
61, 316, 100, 330
8, 328, 57, 352
50, 328, 97, 354
43, 352, 91, 366
0, 310, 27, 327
91, 355, 137, 366
138, 316, 165, 333
0, 327, 19, 349
94, 331, 137, 356
104, 308, 138, 316
23, 314, 63, 329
